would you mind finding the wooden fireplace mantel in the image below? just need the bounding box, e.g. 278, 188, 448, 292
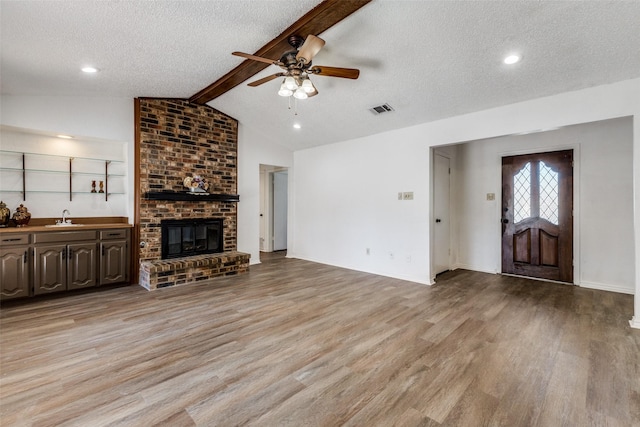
143, 191, 240, 202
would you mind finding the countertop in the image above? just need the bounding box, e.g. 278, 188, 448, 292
0, 223, 133, 234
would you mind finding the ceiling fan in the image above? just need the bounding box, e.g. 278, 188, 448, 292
232, 34, 360, 100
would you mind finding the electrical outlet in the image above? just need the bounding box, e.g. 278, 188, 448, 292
403, 192, 414, 200
487, 193, 495, 201
406, 255, 412, 263
398, 192, 403, 200
366, 248, 370, 255
389, 252, 394, 260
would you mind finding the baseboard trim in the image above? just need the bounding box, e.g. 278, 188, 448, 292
289, 255, 432, 286
579, 280, 634, 295
452, 263, 497, 275
629, 316, 640, 329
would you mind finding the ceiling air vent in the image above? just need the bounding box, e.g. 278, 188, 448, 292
370, 103, 394, 115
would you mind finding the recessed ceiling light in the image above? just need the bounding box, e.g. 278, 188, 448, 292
293, 123, 301, 129
503, 55, 521, 65
81, 66, 99, 73
57, 134, 73, 139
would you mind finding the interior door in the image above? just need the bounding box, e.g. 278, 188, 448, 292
433, 153, 450, 275
272, 170, 288, 252
502, 150, 573, 282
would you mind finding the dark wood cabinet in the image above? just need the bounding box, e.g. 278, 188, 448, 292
0, 226, 130, 300
100, 240, 128, 285
0, 246, 30, 300
67, 242, 98, 290
33, 242, 97, 294
99, 227, 129, 286
33, 244, 67, 295
33, 231, 98, 295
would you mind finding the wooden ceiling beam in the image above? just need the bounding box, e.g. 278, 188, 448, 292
189, 0, 372, 105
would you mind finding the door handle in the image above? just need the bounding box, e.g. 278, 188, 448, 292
435, 218, 442, 223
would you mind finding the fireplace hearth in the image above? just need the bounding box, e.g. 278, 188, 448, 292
161, 218, 223, 259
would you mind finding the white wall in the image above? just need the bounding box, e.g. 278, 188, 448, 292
454, 118, 634, 294
291, 134, 432, 284
0, 126, 128, 218
0, 95, 134, 219
1, 95, 133, 142
236, 124, 293, 264
290, 78, 640, 326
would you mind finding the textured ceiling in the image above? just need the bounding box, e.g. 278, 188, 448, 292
2, 0, 640, 150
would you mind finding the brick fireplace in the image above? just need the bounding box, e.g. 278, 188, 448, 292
136, 98, 249, 290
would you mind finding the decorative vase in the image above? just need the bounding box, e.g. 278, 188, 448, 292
99, 181, 104, 193
91, 180, 97, 193
0, 201, 10, 228
12, 204, 31, 227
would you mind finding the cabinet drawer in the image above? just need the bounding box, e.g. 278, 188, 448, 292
34, 230, 97, 244
100, 229, 128, 240
0, 234, 29, 246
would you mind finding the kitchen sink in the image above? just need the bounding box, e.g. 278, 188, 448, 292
44, 223, 84, 227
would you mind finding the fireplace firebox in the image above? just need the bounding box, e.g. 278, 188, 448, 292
161, 218, 223, 259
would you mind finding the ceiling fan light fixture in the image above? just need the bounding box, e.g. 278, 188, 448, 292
278, 87, 293, 97
278, 81, 293, 97
231, 33, 360, 105
293, 88, 308, 100
301, 78, 315, 94
284, 76, 297, 91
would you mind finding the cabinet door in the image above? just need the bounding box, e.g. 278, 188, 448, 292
0, 247, 30, 300
67, 243, 97, 290
100, 240, 128, 285
33, 245, 66, 295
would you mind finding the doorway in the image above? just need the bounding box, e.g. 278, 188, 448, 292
259, 165, 288, 258
501, 150, 573, 282
272, 170, 288, 252
433, 153, 451, 276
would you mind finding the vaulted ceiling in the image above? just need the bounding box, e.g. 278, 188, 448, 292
2, 0, 640, 150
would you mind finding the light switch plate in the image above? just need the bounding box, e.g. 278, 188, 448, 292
403, 192, 414, 200
486, 193, 495, 201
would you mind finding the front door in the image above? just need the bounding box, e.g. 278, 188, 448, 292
502, 150, 573, 283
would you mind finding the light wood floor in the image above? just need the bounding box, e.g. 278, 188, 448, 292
1, 257, 638, 426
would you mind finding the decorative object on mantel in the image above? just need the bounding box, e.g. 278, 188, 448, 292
0, 201, 10, 227
183, 175, 209, 194
91, 180, 97, 193
12, 204, 31, 227
99, 180, 105, 193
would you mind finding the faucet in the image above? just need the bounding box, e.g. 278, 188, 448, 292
61, 209, 70, 224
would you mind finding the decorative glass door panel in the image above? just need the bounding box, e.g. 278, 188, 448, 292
539, 161, 559, 225
502, 150, 573, 283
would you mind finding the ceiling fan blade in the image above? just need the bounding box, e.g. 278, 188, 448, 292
307, 87, 319, 97
310, 65, 360, 79
247, 73, 285, 87
296, 35, 325, 63
232, 51, 280, 65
